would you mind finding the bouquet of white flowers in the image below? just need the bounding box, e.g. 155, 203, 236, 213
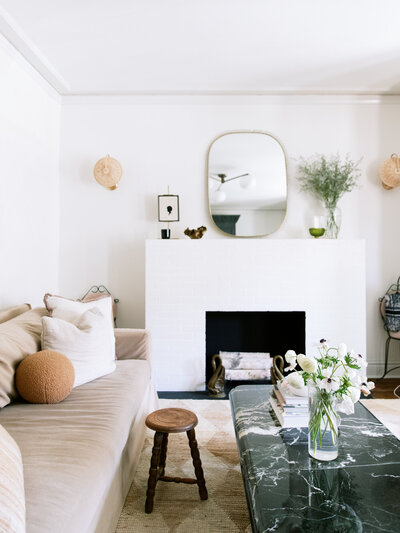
283, 339, 375, 460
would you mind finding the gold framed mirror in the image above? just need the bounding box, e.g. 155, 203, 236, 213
207, 131, 287, 237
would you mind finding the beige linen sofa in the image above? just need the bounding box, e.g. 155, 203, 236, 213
0, 309, 158, 533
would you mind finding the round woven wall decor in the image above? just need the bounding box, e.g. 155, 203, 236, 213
93, 155, 122, 190
380, 154, 400, 190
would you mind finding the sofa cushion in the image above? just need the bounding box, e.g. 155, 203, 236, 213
0, 425, 25, 533
0, 308, 48, 408
0, 360, 151, 533
41, 308, 116, 388
0, 303, 31, 324
16, 351, 75, 404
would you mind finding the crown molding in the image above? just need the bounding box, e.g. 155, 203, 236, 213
0, 6, 69, 98
61, 93, 400, 106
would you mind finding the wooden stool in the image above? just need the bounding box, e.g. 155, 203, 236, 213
144, 407, 208, 513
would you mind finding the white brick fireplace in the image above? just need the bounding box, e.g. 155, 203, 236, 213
145, 239, 366, 391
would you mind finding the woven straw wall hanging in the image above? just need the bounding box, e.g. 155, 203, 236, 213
93, 155, 123, 190
380, 153, 400, 190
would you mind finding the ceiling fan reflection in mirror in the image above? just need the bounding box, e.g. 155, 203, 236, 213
209, 172, 256, 203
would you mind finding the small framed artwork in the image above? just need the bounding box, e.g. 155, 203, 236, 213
158, 194, 180, 222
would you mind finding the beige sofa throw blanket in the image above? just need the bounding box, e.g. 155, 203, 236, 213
0, 425, 25, 533
0, 308, 48, 408
0, 304, 31, 325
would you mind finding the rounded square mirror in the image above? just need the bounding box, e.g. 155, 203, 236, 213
208, 131, 287, 237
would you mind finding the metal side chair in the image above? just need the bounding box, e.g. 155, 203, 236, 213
379, 276, 400, 379
79, 285, 119, 327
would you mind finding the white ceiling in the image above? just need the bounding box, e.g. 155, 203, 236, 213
1, 0, 400, 95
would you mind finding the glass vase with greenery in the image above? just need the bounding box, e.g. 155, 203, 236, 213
297, 154, 361, 238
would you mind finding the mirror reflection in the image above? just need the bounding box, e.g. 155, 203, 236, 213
208, 132, 287, 237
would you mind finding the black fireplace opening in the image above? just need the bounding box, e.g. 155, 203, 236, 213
205, 311, 306, 387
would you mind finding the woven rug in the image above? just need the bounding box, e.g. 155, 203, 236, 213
361, 398, 400, 440
115, 399, 251, 532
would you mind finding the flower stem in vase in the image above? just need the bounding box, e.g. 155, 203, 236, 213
308, 385, 339, 461
324, 206, 342, 239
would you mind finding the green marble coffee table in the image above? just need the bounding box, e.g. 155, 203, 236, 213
230, 385, 400, 533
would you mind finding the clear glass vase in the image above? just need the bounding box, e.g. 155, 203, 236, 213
308, 383, 339, 461
324, 206, 342, 239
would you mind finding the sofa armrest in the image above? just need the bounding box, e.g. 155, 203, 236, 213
114, 328, 151, 362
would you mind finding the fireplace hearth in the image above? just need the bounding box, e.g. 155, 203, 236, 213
205, 311, 306, 385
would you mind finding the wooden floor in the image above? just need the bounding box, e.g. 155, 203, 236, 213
372, 378, 400, 399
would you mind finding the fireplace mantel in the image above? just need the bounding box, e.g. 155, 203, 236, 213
145, 239, 366, 391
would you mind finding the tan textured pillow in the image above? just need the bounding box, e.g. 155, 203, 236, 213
0, 303, 31, 325
0, 307, 48, 408
16, 350, 74, 404
0, 425, 25, 533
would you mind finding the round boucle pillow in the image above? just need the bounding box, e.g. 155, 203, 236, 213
16, 350, 75, 404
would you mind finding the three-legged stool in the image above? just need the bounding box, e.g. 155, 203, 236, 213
144, 407, 208, 513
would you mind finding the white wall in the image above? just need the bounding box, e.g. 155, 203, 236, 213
0, 37, 60, 307
59, 94, 400, 377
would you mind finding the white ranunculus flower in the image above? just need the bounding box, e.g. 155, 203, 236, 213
349, 386, 361, 404
298, 355, 318, 374
297, 353, 305, 365
286, 372, 305, 390
337, 343, 347, 359
337, 396, 355, 415
285, 350, 297, 363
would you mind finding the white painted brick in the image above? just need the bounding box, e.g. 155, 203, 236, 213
146, 239, 366, 391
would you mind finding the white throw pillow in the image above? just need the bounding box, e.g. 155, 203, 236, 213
44, 293, 113, 326
41, 307, 116, 388
0, 425, 25, 533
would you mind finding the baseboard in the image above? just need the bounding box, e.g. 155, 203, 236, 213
367, 362, 400, 379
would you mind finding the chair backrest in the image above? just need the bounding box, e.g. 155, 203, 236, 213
80, 285, 119, 326
380, 291, 400, 335
380, 297, 386, 322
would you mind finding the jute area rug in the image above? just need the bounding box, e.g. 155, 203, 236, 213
115, 399, 252, 532
361, 398, 400, 440
115, 398, 400, 532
